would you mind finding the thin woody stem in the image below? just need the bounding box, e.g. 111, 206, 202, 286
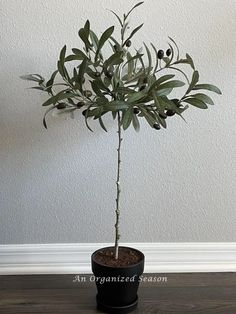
114, 111, 122, 259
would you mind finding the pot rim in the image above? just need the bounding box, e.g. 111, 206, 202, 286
91, 246, 145, 269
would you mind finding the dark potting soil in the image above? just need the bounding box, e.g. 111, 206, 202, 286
93, 247, 143, 267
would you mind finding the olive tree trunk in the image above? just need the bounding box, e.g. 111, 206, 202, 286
114, 111, 122, 259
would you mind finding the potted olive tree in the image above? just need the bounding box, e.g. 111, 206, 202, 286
21, 2, 221, 313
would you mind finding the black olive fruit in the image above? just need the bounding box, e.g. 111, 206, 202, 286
94, 72, 101, 78
84, 90, 92, 98
82, 109, 89, 116
56, 103, 67, 110
77, 101, 85, 108
139, 85, 146, 91
105, 70, 114, 78
133, 107, 140, 114
125, 40, 131, 47
166, 48, 171, 57
143, 77, 148, 84
166, 109, 175, 116
157, 49, 164, 59
114, 44, 119, 51
153, 123, 161, 130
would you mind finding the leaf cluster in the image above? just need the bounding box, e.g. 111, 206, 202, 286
21, 2, 221, 131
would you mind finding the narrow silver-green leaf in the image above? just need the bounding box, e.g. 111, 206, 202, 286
168, 66, 190, 84
110, 36, 120, 47
126, 52, 134, 79
89, 30, 99, 49
157, 80, 185, 90
132, 113, 140, 131
98, 108, 107, 132
29, 86, 45, 91
141, 108, 157, 127
42, 91, 74, 106
128, 91, 146, 103
186, 53, 195, 70
91, 80, 104, 97
192, 84, 222, 94
122, 107, 133, 130
65, 54, 84, 62
156, 113, 167, 128
189, 93, 214, 105
149, 74, 175, 92
84, 20, 90, 36
72, 48, 88, 58
20, 74, 44, 82
168, 36, 179, 60
124, 69, 146, 84
78, 28, 91, 51
43, 106, 56, 129
186, 70, 199, 94
59, 45, 66, 64
150, 43, 159, 73
121, 22, 129, 42
104, 51, 123, 69
183, 98, 208, 109
106, 101, 129, 111
95, 26, 114, 61
167, 43, 175, 64
125, 2, 144, 20
143, 43, 152, 74
109, 9, 123, 27
123, 23, 144, 46
84, 104, 94, 132
156, 88, 173, 96
78, 59, 87, 88
57, 60, 64, 77
45, 70, 58, 92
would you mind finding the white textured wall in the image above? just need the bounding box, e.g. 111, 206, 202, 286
0, 0, 236, 244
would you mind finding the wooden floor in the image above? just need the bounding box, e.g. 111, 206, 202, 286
0, 273, 236, 313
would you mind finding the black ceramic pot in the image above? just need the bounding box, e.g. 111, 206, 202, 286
91, 246, 145, 314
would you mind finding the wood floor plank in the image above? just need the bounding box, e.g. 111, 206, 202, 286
0, 273, 235, 313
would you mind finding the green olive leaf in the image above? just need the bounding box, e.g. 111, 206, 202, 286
78, 27, 91, 51
106, 101, 129, 111
149, 74, 175, 92
192, 84, 222, 94
132, 112, 140, 132
20, 74, 44, 82
43, 106, 56, 129
188, 93, 214, 105
103, 51, 124, 69
186, 70, 199, 94
143, 43, 152, 74
127, 91, 146, 103
95, 26, 114, 62
168, 36, 179, 60
108, 9, 123, 27
98, 108, 108, 132
183, 98, 208, 109
123, 23, 144, 46
124, 2, 144, 20
157, 80, 185, 91
42, 91, 74, 106
78, 59, 87, 88
122, 107, 133, 130
91, 80, 104, 97
186, 53, 195, 70
150, 43, 159, 73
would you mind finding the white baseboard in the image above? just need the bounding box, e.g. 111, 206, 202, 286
0, 242, 236, 275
